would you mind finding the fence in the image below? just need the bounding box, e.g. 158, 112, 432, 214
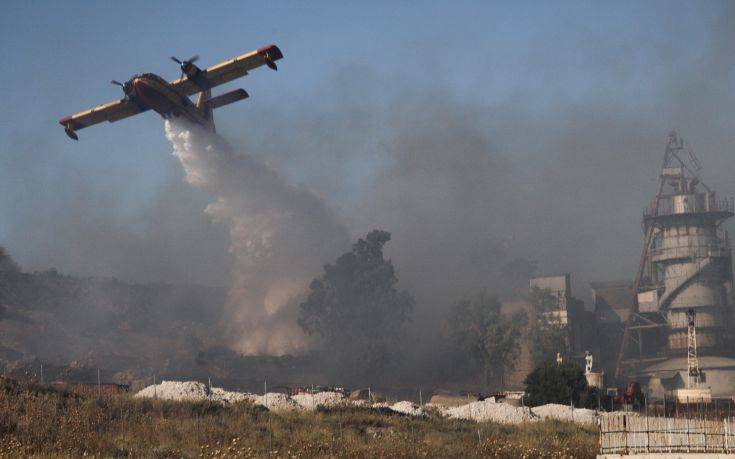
600, 413, 735, 454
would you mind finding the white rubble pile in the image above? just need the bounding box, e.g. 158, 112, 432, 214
134, 381, 599, 425
444, 398, 535, 424
253, 392, 300, 412
370, 402, 392, 409
292, 391, 346, 411
531, 403, 597, 425
210, 387, 257, 404
135, 381, 210, 402
390, 401, 425, 416
135, 380, 256, 405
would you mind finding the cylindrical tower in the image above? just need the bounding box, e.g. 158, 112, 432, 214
616, 133, 735, 396
648, 187, 733, 354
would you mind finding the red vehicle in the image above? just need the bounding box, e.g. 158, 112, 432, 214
610, 382, 645, 409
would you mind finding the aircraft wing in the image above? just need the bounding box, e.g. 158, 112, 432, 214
59, 99, 147, 140
169, 44, 283, 96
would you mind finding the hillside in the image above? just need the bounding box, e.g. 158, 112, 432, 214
0, 259, 229, 387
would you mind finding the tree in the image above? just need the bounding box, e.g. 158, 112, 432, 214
444, 292, 526, 391
524, 360, 589, 407
528, 286, 569, 366
0, 247, 19, 273
298, 230, 414, 383
0, 247, 18, 321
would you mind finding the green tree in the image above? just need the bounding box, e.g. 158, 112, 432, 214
444, 292, 526, 391
528, 286, 569, 366
523, 360, 588, 407
298, 230, 414, 383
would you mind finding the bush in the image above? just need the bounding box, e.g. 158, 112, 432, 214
523, 361, 594, 408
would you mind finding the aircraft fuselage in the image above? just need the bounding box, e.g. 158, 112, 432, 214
58, 44, 281, 140
130, 74, 213, 130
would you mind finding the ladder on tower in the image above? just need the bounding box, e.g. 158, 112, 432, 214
686, 308, 700, 388
673, 308, 711, 403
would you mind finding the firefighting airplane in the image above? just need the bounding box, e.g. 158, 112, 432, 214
59, 44, 283, 140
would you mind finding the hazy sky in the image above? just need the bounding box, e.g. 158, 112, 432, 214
1, 1, 733, 305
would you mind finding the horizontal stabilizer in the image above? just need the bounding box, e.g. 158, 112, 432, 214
205, 89, 249, 109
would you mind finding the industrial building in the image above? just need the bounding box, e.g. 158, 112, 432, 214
613, 132, 735, 398
529, 273, 590, 355
501, 274, 592, 390
503, 133, 735, 399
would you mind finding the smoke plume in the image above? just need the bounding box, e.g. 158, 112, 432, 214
165, 120, 348, 355
2, 1, 734, 364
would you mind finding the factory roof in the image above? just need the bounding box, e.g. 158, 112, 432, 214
590, 280, 633, 323
641, 356, 735, 373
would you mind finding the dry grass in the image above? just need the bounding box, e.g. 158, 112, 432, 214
0, 377, 597, 458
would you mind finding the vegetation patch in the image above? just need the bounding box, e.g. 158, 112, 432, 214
0, 377, 597, 458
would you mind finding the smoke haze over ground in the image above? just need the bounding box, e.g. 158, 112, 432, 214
165, 120, 348, 355
1, 2, 735, 355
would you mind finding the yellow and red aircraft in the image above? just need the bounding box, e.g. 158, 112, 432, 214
59, 44, 283, 140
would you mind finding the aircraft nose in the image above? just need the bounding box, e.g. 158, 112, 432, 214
132, 78, 156, 100
132, 78, 147, 92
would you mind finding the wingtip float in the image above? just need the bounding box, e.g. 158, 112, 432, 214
58, 44, 283, 140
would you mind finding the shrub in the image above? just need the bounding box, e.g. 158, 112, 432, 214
524, 360, 596, 408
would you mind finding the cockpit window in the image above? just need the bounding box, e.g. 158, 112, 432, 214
138, 73, 168, 84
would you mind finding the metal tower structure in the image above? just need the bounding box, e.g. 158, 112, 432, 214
614, 132, 734, 382
686, 308, 700, 388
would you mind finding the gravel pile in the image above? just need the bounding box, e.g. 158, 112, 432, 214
444, 398, 534, 424
135, 381, 210, 401
253, 392, 300, 412
531, 404, 597, 425
370, 402, 392, 410
135, 381, 256, 405
135, 381, 600, 425
210, 387, 257, 404
292, 391, 346, 411
390, 401, 425, 416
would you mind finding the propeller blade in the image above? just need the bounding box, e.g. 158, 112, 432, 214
111, 80, 124, 87
171, 56, 182, 64
264, 56, 277, 71
64, 126, 79, 141
186, 55, 199, 64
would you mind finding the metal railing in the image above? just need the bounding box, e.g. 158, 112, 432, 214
644, 197, 734, 219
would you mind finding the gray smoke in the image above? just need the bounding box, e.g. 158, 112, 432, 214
165, 120, 348, 355
1, 1, 734, 358
231, 2, 735, 328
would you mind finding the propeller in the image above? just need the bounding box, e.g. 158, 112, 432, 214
111, 79, 133, 96
171, 55, 199, 78
263, 53, 277, 71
